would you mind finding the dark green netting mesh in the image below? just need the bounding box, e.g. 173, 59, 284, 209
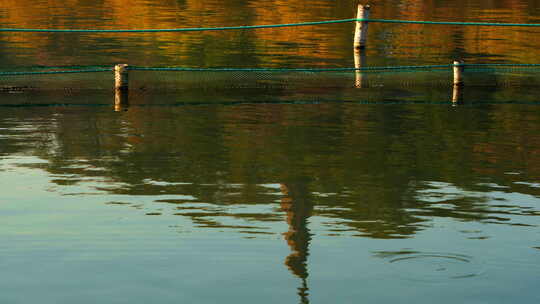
1, 65, 540, 106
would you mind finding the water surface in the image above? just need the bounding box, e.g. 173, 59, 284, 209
1, 1, 539, 303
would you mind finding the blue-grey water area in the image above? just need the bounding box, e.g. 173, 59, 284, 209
1, 1, 539, 303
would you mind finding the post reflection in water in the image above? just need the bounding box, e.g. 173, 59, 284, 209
354, 49, 367, 88
280, 181, 314, 304
452, 84, 463, 105
114, 89, 129, 112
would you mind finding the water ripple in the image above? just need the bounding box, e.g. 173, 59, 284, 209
375, 251, 485, 282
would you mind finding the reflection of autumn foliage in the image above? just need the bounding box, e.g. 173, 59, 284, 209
1, 0, 540, 67
280, 183, 313, 279
4, 98, 537, 235
280, 182, 312, 304
1, 97, 539, 239
472, 105, 540, 177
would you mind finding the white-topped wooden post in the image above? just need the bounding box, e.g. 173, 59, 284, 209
453, 60, 464, 86
354, 4, 371, 50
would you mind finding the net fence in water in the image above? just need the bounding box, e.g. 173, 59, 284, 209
1, 64, 540, 106
1, 12, 540, 103
1, 64, 540, 89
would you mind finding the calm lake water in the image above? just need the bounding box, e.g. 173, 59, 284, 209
1, 1, 539, 303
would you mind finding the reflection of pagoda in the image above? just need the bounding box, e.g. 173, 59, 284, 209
280, 182, 313, 304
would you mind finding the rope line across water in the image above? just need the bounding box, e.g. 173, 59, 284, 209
1, 18, 540, 33
0, 68, 112, 76
2, 64, 540, 76
461, 63, 540, 67
359, 19, 540, 27
128, 65, 453, 72
0, 19, 357, 33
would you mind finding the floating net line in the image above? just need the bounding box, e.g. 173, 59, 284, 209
1, 63, 540, 107
1, 63, 540, 92
0, 15, 540, 91
1, 11, 539, 106
0, 68, 112, 76
2, 63, 540, 76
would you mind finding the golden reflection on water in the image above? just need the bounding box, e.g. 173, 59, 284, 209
1, 0, 540, 68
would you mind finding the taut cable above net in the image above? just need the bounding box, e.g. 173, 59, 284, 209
1, 18, 540, 32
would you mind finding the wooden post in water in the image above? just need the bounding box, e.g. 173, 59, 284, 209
114, 64, 129, 111
354, 4, 371, 50
453, 60, 464, 86
354, 50, 367, 88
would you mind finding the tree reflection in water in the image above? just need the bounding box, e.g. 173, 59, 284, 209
280, 181, 313, 304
